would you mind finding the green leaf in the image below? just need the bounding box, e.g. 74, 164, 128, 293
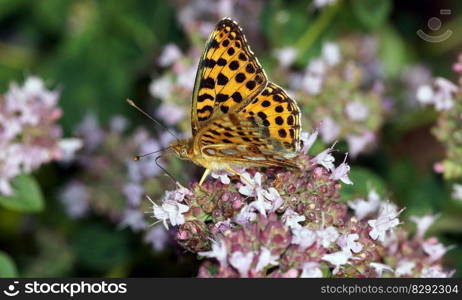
0, 251, 18, 277
0, 174, 44, 212
352, 0, 391, 30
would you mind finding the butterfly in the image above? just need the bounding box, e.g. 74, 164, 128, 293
169, 18, 302, 185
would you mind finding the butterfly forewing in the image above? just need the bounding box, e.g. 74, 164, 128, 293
191, 18, 268, 134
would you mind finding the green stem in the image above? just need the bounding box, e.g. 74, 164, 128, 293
294, 0, 343, 56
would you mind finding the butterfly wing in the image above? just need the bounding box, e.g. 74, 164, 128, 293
196, 83, 301, 168
191, 18, 268, 135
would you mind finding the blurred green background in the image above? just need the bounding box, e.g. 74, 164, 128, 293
1, 0, 462, 277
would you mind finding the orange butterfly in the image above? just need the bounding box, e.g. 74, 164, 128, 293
168, 18, 302, 185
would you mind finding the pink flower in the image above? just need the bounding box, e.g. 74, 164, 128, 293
150, 196, 189, 229
274, 47, 298, 68
322, 42, 341, 66
119, 209, 149, 232
144, 226, 169, 252
421, 266, 454, 278
211, 170, 231, 184
370, 262, 394, 277
282, 208, 306, 229
395, 259, 415, 277
313, 146, 336, 171
345, 100, 369, 121
157, 44, 182, 67
317, 226, 340, 248
155, 102, 186, 126
347, 131, 375, 157
300, 130, 318, 154
319, 117, 340, 143
59, 181, 89, 219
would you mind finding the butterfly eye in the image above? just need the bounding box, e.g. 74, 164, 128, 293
181, 148, 188, 157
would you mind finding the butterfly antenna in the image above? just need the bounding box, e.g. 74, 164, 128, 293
126, 99, 179, 140
133, 147, 170, 161
155, 154, 178, 185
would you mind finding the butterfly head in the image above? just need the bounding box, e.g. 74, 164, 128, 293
169, 138, 193, 160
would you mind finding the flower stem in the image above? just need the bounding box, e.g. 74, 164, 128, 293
294, 1, 342, 57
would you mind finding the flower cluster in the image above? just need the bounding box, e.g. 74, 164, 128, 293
273, 39, 385, 157
416, 54, 462, 181
59, 114, 178, 252
150, 133, 453, 277
0, 77, 81, 195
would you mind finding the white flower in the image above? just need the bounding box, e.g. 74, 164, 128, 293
211, 170, 231, 185
274, 47, 298, 67
239, 172, 280, 215
330, 154, 353, 185
307, 58, 326, 75
410, 214, 439, 238
261, 187, 284, 212
322, 42, 341, 66
347, 131, 375, 157
313, 146, 336, 171
395, 259, 415, 277
57, 138, 83, 162
238, 172, 263, 198
149, 76, 173, 99
422, 238, 452, 262
302, 74, 323, 95
451, 184, 462, 201
313, 0, 336, 8
291, 227, 317, 250
316, 226, 339, 248
157, 44, 182, 67
234, 204, 257, 225
150, 197, 189, 229
368, 202, 404, 242
337, 233, 363, 253
416, 85, 434, 104
300, 130, 318, 154
421, 266, 454, 278
282, 208, 306, 229
348, 189, 381, 220
322, 249, 352, 275
345, 100, 369, 121
123, 182, 145, 206
300, 262, 323, 278
433, 77, 458, 111
199, 239, 228, 266
229, 251, 254, 277
319, 117, 340, 143
370, 262, 394, 277
255, 247, 279, 272
119, 209, 149, 232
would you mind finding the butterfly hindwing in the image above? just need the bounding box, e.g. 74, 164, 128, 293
240, 82, 301, 154
191, 18, 268, 134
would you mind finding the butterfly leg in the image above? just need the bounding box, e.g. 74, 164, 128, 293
225, 167, 255, 188
198, 168, 211, 186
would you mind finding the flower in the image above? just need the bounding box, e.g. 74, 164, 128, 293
150, 196, 190, 229
155, 102, 186, 126
301, 262, 323, 278
59, 181, 89, 219
199, 239, 228, 266
337, 233, 363, 253
274, 47, 298, 68
368, 202, 404, 242
300, 130, 319, 154
322, 42, 341, 66
345, 100, 369, 121
421, 266, 454, 278
313, 146, 336, 171
144, 226, 170, 252
211, 170, 231, 185
451, 184, 462, 201
158, 44, 182, 67
348, 189, 381, 220
317, 226, 339, 248
119, 209, 149, 232
255, 247, 279, 272
282, 208, 306, 229
229, 251, 254, 277
346, 131, 375, 157
322, 250, 352, 275
395, 259, 415, 277
329, 154, 353, 185
291, 227, 317, 250
422, 238, 452, 262
370, 262, 394, 277
319, 117, 340, 143
410, 214, 439, 238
